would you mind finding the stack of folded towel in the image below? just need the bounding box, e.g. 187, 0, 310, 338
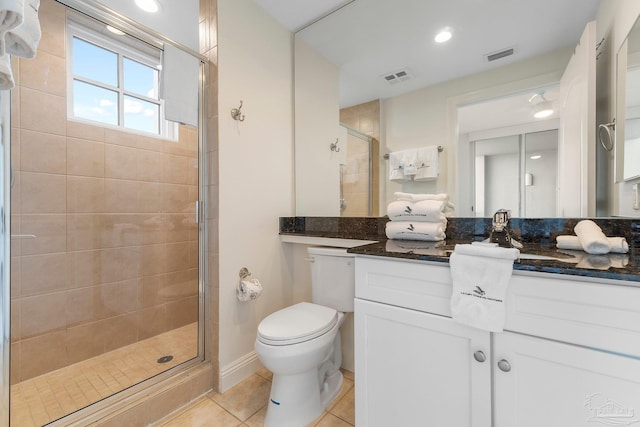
556, 219, 629, 255
0, 0, 42, 90
384, 192, 453, 241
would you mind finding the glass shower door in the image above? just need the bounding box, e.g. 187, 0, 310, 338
8, 2, 202, 425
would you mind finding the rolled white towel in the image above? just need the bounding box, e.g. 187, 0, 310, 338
0, 0, 24, 56
0, 53, 14, 89
5, 0, 40, 59
574, 220, 610, 255
385, 221, 446, 241
387, 199, 447, 222
556, 235, 629, 254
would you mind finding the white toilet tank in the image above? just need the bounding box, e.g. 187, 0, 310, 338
307, 247, 355, 312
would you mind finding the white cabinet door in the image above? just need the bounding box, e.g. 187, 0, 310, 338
494, 332, 640, 427
355, 299, 491, 427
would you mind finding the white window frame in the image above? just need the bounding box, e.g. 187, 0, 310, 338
66, 14, 177, 140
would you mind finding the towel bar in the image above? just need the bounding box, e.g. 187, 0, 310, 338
384, 145, 443, 159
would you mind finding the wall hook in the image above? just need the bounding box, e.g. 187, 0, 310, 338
231, 101, 245, 122
330, 138, 341, 152
239, 267, 251, 279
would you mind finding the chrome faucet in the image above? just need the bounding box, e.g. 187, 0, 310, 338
490, 209, 522, 248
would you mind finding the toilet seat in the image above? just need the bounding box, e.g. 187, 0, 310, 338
257, 302, 338, 346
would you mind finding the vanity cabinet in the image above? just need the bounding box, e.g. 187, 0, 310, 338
354, 256, 640, 427
355, 298, 491, 427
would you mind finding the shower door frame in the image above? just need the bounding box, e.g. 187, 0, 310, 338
2, 1, 210, 424
1, 88, 11, 427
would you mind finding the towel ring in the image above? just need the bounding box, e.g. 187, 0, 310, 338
598, 119, 615, 152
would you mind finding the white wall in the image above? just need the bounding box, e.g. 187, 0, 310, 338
294, 39, 341, 216
380, 48, 572, 213
217, 0, 295, 390
96, 0, 199, 51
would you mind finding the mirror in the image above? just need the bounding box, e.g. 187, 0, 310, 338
293, 0, 604, 217
617, 15, 640, 181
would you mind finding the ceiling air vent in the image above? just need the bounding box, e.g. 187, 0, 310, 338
485, 47, 514, 62
382, 68, 413, 85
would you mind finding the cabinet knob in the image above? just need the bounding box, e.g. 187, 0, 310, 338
473, 351, 486, 363
497, 359, 511, 372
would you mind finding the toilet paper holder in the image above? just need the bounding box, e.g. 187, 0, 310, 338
239, 267, 251, 279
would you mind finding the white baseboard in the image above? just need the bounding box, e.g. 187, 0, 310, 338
219, 351, 263, 393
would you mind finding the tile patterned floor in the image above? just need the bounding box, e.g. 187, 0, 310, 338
10, 323, 198, 427
154, 368, 355, 427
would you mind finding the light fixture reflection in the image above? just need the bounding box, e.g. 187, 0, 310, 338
533, 102, 554, 119
106, 25, 125, 36
135, 0, 159, 13
530, 154, 542, 160
435, 28, 452, 43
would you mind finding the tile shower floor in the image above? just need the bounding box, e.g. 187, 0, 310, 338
10, 323, 198, 427
154, 368, 356, 427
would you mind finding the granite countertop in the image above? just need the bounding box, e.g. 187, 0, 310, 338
280, 216, 640, 283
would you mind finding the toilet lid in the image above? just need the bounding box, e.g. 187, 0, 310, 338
257, 302, 338, 346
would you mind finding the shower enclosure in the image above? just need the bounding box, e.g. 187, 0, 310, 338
339, 126, 379, 217
3, 1, 205, 425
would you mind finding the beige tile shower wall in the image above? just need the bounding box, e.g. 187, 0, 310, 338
339, 100, 381, 216
10, 0, 199, 383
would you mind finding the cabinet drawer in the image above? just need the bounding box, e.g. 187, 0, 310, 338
506, 273, 640, 357
355, 256, 453, 317
355, 256, 640, 357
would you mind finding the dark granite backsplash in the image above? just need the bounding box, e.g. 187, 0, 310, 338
279, 217, 388, 240
280, 216, 640, 246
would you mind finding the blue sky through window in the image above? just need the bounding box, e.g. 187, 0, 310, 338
73, 37, 117, 86
73, 80, 118, 126
72, 35, 162, 135
124, 57, 158, 99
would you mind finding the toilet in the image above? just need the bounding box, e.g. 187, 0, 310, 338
254, 247, 355, 427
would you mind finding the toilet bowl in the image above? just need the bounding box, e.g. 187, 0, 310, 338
254, 247, 355, 427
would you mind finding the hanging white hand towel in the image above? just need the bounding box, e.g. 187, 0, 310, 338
0, 0, 24, 55
5, 0, 39, 59
413, 146, 439, 181
449, 242, 519, 332
388, 151, 410, 182
402, 149, 418, 178
0, 53, 13, 89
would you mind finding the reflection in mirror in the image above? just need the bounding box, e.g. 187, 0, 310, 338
294, 0, 600, 217
471, 130, 558, 218
621, 16, 640, 180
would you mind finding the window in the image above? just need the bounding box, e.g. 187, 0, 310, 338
67, 16, 174, 138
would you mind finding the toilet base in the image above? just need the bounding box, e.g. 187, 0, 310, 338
264, 369, 344, 427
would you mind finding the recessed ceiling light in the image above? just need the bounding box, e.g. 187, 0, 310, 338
106, 25, 125, 36
530, 155, 542, 160
135, 0, 159, 13
434, 28, 452, 43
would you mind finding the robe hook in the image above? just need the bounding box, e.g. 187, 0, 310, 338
231, 101, 245, 122
330, 138, 340, 152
